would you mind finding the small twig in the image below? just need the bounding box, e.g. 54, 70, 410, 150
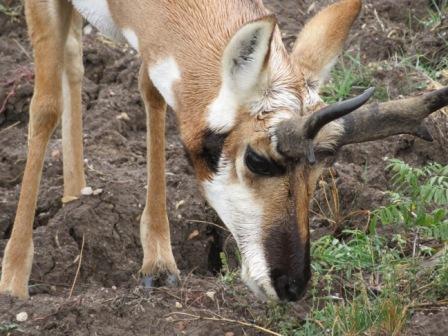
12, 38, 31, 60
186, 219, 229, 232
68, 234, 85, 299
409, 299, 448, 310
412, 228, 420, 258
373, 9, 386, 31
0, 89, 16, 114
29, 279, 71, 288
86, 161, 108, 176
166, 312, 282, 336
0, 121, 20, 135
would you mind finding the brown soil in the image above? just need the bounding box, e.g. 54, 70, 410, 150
0, 0, 447, 335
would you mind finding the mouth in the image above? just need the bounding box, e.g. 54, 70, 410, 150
271, 268, 310, 301
241, 266, 309, 301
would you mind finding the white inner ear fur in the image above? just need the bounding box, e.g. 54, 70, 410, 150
223, 19, 274, 95
207, 18, 275, 131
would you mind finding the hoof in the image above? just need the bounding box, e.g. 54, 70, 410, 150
166, 274, 179, 287
141, 275, 154, 288
140, 272, 180, 288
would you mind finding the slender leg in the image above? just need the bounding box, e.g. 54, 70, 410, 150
0, 0, 72, 299
138, 64, 179, 287
62, 11, 86, 199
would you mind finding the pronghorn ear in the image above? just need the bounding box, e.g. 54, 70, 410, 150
221, 15, 276, 99
291, 0, 361, 87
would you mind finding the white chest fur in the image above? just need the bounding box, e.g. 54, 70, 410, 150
70, 0, 124, 42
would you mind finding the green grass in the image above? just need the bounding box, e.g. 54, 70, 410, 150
399, 54, 448, 82
0, 2, 23, 20
321, 53, 390, 104
418, 0, 448, 29
219, 251, 240, 285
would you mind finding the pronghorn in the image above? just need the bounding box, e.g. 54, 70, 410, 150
1, 0, 447, 301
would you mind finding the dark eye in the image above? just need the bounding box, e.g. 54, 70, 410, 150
244, 146, 286, 176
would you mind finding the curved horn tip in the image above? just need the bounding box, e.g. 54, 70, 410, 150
304, 86, 377, 140
364, 87, 376, 99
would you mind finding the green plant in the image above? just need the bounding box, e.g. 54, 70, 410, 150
371, 159, 448, 241
311, 230, 385, 276
219, 251, 239, 285
322, 54, 371, 103
418, 0, 448, 29
0, 323, 20, 333
321, 53, 389, 104
0, 3, 23, 20
400, 54, 448, 82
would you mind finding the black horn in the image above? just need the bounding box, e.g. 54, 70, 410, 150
275, 87, 375, 164
304, 87, 375, 139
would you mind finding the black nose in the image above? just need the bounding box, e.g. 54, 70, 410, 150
272, 271, 310, 301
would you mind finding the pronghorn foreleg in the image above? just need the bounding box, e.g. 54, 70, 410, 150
138, 64, 180, 287
62, 10, 86, 200
0, 0, 73, 299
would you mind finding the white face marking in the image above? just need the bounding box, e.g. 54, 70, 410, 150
122, 28, 139, 52
148, 57, 181, 110
71, 0, 125, 42
304, 86, 322, 107
202, 160, 278, 300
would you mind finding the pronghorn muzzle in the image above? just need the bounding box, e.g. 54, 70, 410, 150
264, 208, 311, 301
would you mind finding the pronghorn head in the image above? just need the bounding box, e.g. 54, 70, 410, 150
194, 0, 448, 301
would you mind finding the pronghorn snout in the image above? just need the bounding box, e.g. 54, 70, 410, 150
263, 212, 311, 301
271, 268, 310, 301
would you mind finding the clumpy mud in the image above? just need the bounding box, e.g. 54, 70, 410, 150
0, 0, 447, 335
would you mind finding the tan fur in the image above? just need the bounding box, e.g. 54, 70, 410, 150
138, 64, 179, 278
62, 10, 86, 198
107, 1, 273, 166
292, 0, 361, 85
0, 0, 76, 299
0, 0, 361, 298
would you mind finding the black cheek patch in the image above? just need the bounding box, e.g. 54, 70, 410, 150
200, 129, 230, 173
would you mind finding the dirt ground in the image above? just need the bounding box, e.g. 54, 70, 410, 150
0, 0, 447, 335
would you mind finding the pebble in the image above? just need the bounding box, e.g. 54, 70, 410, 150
206, 291, 216, 301
81, 186, 93, 196
16, 311, 28, 322
93, 188, 103, 196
